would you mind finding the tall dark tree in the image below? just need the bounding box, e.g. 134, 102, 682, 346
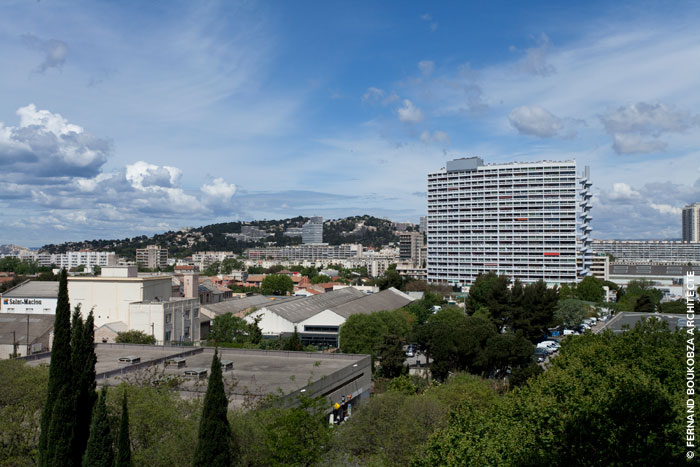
508, 280, 558, 342
193, 350, 232, 467
72, 308, 98, 464
83, 387, 115, 467
376, 334, 407, 378
39, 268, 73, 467
116, 392, 132, 467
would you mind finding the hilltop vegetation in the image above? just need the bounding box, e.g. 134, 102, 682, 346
38, 215, 405, 260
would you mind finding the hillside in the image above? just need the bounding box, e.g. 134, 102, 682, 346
39, 215, 412, 260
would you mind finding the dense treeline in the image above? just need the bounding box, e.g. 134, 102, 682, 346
1, 318, 686, 466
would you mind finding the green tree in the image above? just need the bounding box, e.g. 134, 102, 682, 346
260, 274, 293, 295
207, 313, 249, 344
416, 319, 685, 466
116, 330, 156, 345
465, 272, 511, 327
247, 316, 263, 345
339, 314, 387, 357
576, 275, 605, 302
634, 294, 655, 313
220, 258, 244, 274
71, 307, 98, 465
82, 387, 114, 467
116, 392, 132, 467
193, 351, 232, 467
39, 269, 73, 467
555, 299, 588, 328
507, 280, 558, 342
658, 299, 689, 314
376, 334, 407, 378
310, 274, 332, 284
282, 327, 302, 351
376, 267, 403, 290
0, 359, 49, 465
203, 261, 221, 276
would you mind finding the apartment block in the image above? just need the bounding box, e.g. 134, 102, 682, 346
427, 157, 587, 286
302, 217, 324, 244
136, 245, 169, 269
592, 240, 700, 263
683, 203, 700, 242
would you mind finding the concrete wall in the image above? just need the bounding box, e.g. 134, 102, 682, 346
69, 277, 172, 327
245, 308, 295, 335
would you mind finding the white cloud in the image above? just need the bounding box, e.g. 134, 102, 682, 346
0, 104, 109, 177
125, 161, 182, 189
362, 87, 384, 103
611, 133, 667, 155
420, 130, 449, 144
420, 13, 437, 31
201, 177, 237, 200
650, 203, 682, 215
397, 99, 424, 123
418, 60, 435, 77
601, 102, 699, 154
517, 33, 555, 76
609, 182, 641, 200
508, 106, 563, 138
601, 102, 698, 135
21, 34, 68, 73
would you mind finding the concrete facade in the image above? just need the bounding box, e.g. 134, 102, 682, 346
427, 157, 584, 286
68, 272, 172, 327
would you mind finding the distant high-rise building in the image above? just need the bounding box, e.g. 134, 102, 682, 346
136, 245, 169, 270
399, 231, 424, 266
302, 217, 324, 244
419, 216, 427, 233
426, 157, 589, 286
683, 203, 700, 242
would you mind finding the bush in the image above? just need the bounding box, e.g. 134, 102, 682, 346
115, 330, 157, 345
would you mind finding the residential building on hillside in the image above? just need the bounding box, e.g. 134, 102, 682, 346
302, 216, 324, 244
683, 202, 700, 242
136, 245, 168, 269
283, 227, 303, 237
399, 231, 425, 266
427, 157, 588, 286
592, 240, 700, 263
246, 243, 361, 261
5, 250, 117, 269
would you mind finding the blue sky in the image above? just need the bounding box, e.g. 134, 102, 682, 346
1, 0, 699, 246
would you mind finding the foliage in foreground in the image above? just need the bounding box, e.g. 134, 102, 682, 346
416, 318, 687, 466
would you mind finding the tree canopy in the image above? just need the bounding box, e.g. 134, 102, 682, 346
260, 274, 294, 295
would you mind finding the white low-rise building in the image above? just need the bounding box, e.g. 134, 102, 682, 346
68, 265, 172, 327
0, 281, 58, 314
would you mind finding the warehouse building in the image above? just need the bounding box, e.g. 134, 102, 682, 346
0, 281, 58, 314
245, 287, 414, 347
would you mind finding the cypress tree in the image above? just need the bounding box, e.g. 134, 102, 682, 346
116, 391, 132, 467
39, 269, 73, 467
47, 385, 75, 466
82, 387, 114, 467
72, 307, 98, 464
193, 350, 232, 467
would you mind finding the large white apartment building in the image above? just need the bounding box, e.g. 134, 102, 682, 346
26, 251, 116, 269
427, 157, 590, 286
592, 240, 700, 263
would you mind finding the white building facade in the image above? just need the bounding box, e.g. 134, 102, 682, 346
427, 157, 586, 286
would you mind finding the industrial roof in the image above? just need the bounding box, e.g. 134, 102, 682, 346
263, 287, 366, 323
331, 288, 414, 318
0, 313, 54, 345
202, 295, 302, 317
2, 280, 59, 298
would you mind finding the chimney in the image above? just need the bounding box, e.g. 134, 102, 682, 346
183, 272, 198, 299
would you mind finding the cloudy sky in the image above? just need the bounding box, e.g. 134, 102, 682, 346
1, 0, 700, 246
